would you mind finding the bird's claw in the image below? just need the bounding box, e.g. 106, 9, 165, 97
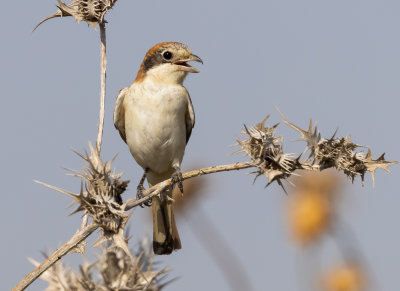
171, 170, 184, 194
137, 184, 152, 207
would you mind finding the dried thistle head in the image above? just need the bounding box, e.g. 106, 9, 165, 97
36, 142, 130, 236
34, 0, 119, 31
236, 115, 304, 191
30, 239, 173, 291
94, 241, 172, 290
280, 112, 398, 185
29, 257, 83, 291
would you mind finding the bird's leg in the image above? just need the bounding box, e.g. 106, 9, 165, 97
171, 166, 184, 195
137, 168, 151, 207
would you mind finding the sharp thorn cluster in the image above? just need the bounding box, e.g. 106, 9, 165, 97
30, 239, 172, 290
33, 0, 119, 31
236, 115, 305, 192
36, 142, 130, 238
237, 113, 397, 189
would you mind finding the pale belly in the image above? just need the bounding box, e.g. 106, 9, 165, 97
124, 85, 188, 175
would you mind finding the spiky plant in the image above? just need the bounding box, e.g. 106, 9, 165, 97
36, 143, 132, 252
34, 0, 119, 30
29, 239, 173, 291
235, 114, 397, 191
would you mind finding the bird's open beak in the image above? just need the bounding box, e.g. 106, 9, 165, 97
174, 54, 203, 73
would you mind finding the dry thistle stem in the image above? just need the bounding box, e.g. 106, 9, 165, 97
33, 0, 118, 31
30, 239, 173, 291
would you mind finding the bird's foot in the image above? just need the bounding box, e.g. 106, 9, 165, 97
171, 169, 184, 194
136, 169, 151, 207
136, 184, 152, 207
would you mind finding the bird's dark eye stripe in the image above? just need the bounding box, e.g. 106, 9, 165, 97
163, 51, 173, 60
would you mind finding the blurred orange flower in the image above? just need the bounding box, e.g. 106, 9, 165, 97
322, 264, 365, 291
287, 171, 340, 245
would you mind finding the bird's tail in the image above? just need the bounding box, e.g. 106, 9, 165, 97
148, 174, 181, 255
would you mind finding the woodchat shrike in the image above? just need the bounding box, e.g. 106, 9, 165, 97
114, 42, 202, 254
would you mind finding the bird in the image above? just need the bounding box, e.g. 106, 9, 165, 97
113, 42, 202, 255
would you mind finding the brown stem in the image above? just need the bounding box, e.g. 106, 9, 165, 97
96, 22, 107, 153
123, 162, 254, 211
12, 223, 98, 291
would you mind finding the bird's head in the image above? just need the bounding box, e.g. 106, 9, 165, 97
134, 42, 203, 85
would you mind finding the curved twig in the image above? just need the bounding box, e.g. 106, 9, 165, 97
12, 223, 99, 291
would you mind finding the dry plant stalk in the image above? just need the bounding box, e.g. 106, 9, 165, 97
33, 0, 116, 153
12, 223, 98, 291
97, 21, 107, 152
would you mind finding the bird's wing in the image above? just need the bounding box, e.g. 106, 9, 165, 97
113, 87, 129, 143
184, 88, 195, 144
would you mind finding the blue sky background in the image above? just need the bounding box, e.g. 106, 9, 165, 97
2, 0, 400, 290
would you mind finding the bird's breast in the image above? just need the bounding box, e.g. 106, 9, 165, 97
124, 82, 188, 173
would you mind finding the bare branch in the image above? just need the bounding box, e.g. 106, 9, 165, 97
12, 223, 98, 291
123, 162, 254, 211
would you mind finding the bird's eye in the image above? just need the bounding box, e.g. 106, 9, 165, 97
163, 51, 173, 60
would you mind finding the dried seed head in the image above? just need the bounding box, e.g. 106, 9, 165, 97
30, 239, 172, 290
236, 115, 304, 191
68, 143, 130, 234
237, 113, 396, 189
33, 0, 119, 31
280, 112, 398, 185
29, 257, 83, 291
36, 142, 130, 235
96, 241, 172, 290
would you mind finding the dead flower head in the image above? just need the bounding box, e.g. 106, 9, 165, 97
30, 239, 173, 291
34, 0, 119, 31
36, 142, 130, 236
236, 115, 304, 191
237, 113, 397, 189
279, 112, 398, 185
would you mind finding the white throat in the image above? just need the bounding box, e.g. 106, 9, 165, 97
145, 63, 188, 85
